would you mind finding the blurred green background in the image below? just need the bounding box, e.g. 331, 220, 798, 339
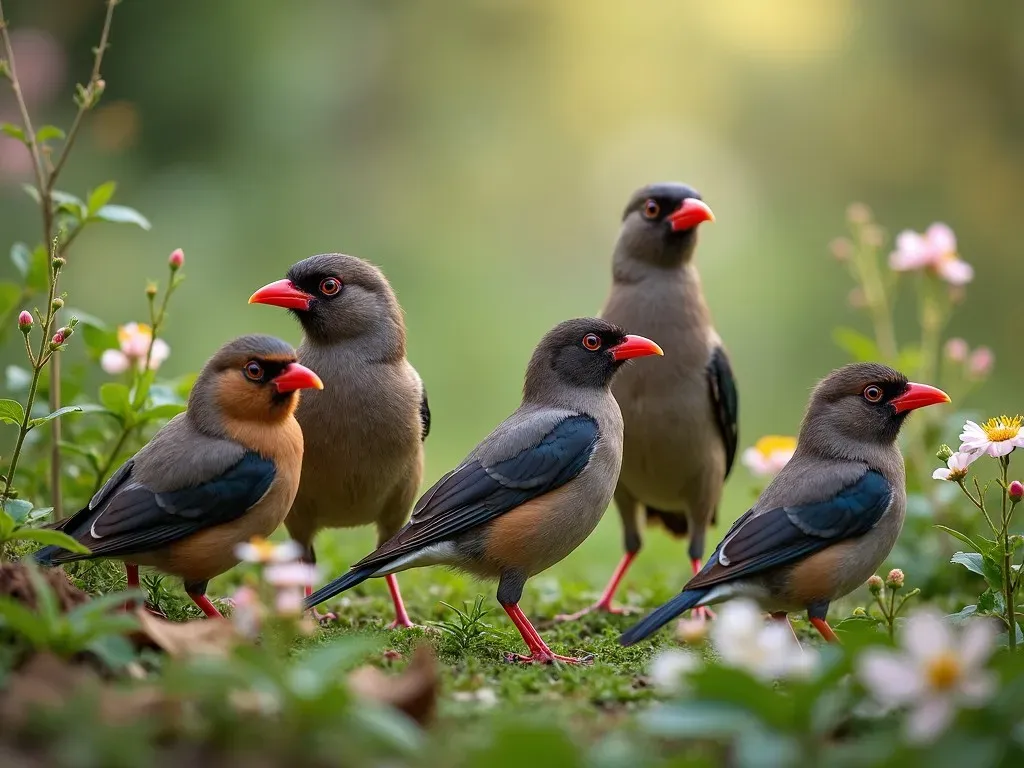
1, 0, 1022, 593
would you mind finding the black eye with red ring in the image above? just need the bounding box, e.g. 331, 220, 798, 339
583, 334, 602, 351
642, 199, 660, 219
244, 361, 264, 381
320, 277, 341, 296
863, 385, 883, 403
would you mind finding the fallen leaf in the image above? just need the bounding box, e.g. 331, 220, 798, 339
132, 609, 239, 658
347, 643, 438, 726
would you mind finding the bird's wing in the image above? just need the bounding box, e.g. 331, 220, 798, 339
41, 452, 277, 562
684, 469, 892, 591
353, 413, 600, 569
707, 346, 739, 478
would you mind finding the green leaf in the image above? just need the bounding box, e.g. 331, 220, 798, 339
951, 551, 984, 577
99, 383, 132, 420
10, 528, 90, 554
5, 365, 31, 391
0, 282, 20, 326
137, 403, 185, 424
86, 181, 117, 216
936, 525, 981, 552
947, 604, 977, 624
25, 245, 49, 292
93, 204, 151, 230
1, 498, 33, 524
28, 405, 83, 430
832, 327, 880, 362
9, 242, 31, 276
0, 398, 26, 425
36, 125, 66, 143
0, 123, 26, 143
51, 190, 87, 219
131, 369, 155, 409
0, 595, 50, 645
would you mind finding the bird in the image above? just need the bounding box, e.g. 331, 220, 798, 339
619, 362, 950, 646
248, 253, 429, 627
304, 318, 664, 663
557, 182, 736, 622
35, 335, 324, 618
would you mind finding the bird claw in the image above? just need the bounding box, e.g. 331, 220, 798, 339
312, 608, 338, 624
504, 651, 595, 666
386, 617, 428, 631
554, 602, 638, 622
691, 605, 716, 621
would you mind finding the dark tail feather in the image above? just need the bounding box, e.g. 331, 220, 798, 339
34, 545, 63, 567
303, 565, 377, 610
619, 588, 709, 646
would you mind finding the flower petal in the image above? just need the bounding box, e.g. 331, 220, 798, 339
937, 258, 974, 286
905, 697, 954, 744
958, 620, 997, 669
903, 610, 952, 660
958, 670, 996, 704
932, 468, 951, 481
100, 349, 130, 375
926, 223, 957, 254
857, 651, 925, 705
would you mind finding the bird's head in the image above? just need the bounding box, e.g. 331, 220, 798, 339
249, 254, 404, 349
801, 362, 950, 452
616, 182, 715, 269
189, 335, 323, 431
524, 317, 663, 400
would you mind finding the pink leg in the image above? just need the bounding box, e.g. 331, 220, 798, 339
555, 551, 638, 621
126, 564, 140, 588
690, 558, 716, 620
810, 617, 841, 644
385, 574, 415, 629
771, 611, 801, 645
502, 603, 593, 665
188, 592, 224, 619
305, 584, 337, 623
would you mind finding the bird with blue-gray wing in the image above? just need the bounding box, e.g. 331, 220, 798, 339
620, 362, 949, 646
306, 318, 663, 664
35, 335, 323, 618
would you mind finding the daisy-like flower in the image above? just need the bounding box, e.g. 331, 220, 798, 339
264, 562, 319, 587
710, 599, 817, 681
889, 223, 974, 286
857, 610, 996, 744
99, 322, 171, 375
741, 436, 797, 478
234, 537, 303, 564
648, 649, 701, 694
959, 415, 1024, 461
932, 452, 971, 482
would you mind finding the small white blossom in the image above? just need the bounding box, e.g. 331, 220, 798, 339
264, 562, 319, 588
932, 452, 971, 482
648, 649, 701, 694
100, 322, 171, 375
858, 610, 996, 744
234, 537, 303, 564
710, 600, 817, 681
889, 223, 973, 286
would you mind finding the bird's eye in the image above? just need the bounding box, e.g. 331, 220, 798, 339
319, 277, 341, 296
863, 385, 883, 403
642, 199, 660, 220
582, 334, 602, 351
244, 361, 264, 381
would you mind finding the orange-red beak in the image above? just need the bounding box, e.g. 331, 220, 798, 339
666, 198, 715, 232
273, 363, 324, 394
249, 279, 314, 311
891, 382, 950, 414
610, 335, 664, 362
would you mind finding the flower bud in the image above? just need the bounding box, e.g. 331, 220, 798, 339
145, 282, 158, 298
829, 237, 853, 261
17, 310, 32, 333
886, 568, 905, 590
51, 330, 64, 347
168, 248, 184, 270
936, 444, 953, 462
51, 256, 65, 272
846, 202, 872, 225
867, 575, 883, 595
943, 338, 968, 363
1009, 481, 1023, 503
57, 325, 73, 339
968, 347, 994, 380
50, 297, 64, 312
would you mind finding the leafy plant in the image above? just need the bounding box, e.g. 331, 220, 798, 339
430, 595, 501, 654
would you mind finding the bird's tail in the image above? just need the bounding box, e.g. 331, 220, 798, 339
33, 507, 90, 567
303, 565, 377, 610
619, 588, 709, 646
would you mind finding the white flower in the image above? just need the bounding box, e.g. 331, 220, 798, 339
100, 348, 130, 375
234, 537, 303, 564
889, 223, 974, 286
264, 562, 319, 587
857, 610, 996, 744
741, 436, 797, 478
932, 452, 971, 482
959, 416, 1024, 461
648, 649, 701, 694
100, 322, 172, 375
710, 600, 817, 681
274, 587, 304, 615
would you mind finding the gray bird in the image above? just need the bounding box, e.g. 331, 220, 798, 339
35, 335, 324, 617
305, 318, 664, 663
559, 182, 736, 621
249, 254, 428, 627
620, 363, 950, 645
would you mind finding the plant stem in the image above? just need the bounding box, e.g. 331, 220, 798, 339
1000, 456, 1016, 650
91, 427, 133, 496
853, 238, 898, 362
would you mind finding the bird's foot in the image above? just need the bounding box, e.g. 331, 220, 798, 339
386, 616, 426, 631
554, 601, 638, 622
312, 608, 338, 624
504, 650, 595, 665
691, 605, 716, 621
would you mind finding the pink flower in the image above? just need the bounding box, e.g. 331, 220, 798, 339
944, 338, 969, 363
275, 587, 304, 616
742, 436, 797, 478
51, 330, 64, 345
1009, 481, 1023, 503
889, 223, 974, 286
17, 310, 32, 333
967, 347, 994, 380
99, 322, 171, 375
168, 248, 184, 270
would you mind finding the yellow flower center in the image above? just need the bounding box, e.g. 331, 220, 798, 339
753, 435, 797, 457
247, 536, 277, 561
981, 415, 1022, 443
117, 322, 153, 345
925, 652, 962, 691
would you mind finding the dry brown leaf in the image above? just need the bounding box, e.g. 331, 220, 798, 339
0, 563, 89, 612
347, 643, 439, 726
132, 609, 239, 658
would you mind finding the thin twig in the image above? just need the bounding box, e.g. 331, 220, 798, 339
0, 1, 45, 193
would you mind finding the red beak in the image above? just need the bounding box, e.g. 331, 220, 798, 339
666, 198, 715, 232
610, 335, 664, 362
273, 363, 324, 394
249, 279, 315, 311
891, 382, 950, 414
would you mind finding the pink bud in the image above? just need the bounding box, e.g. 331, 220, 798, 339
886, 568, 905, 589
829, 237, 853, 261
846, 202, 872, 225
867, 574, 883, 594
944, 338, 969, 363
168, 248, 184, 270
52, 330, 64, 345
17, 310, 32, 333
968, 347, 994, 379
1009, 481, 1023, 502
